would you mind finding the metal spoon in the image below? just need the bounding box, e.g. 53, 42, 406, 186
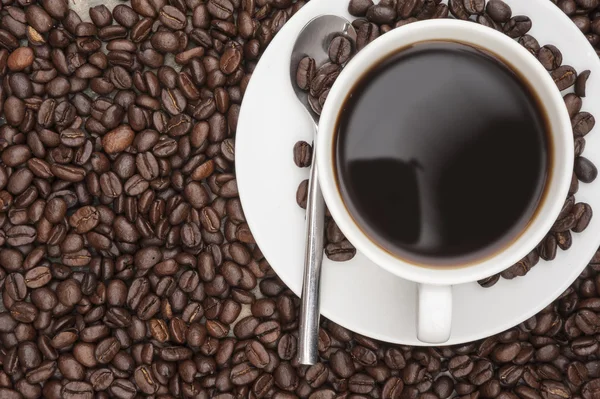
290, 15, 356, 366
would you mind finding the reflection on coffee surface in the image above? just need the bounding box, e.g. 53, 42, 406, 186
335, 41, 550, 265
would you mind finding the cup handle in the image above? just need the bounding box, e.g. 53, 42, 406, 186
417, 284, 452, 344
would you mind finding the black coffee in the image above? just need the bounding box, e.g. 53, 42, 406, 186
335, 41, 550, 266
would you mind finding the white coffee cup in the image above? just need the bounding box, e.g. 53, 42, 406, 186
317, 19, 574, 344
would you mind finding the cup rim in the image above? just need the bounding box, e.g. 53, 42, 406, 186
317, 19, 574, 286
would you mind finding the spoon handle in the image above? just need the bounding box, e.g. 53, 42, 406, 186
297, 145, 326, 366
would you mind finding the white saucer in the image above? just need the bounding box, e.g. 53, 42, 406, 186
236, 0, 600, 345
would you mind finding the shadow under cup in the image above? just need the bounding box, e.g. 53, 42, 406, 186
332, 39, 555, 269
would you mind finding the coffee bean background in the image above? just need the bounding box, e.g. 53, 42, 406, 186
293, 0, 598, 289
0, 0, 598, 398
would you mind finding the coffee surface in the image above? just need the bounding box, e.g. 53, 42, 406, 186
336, 41, 549, 265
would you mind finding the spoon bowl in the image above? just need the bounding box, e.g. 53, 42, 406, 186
291, 15, 357, 124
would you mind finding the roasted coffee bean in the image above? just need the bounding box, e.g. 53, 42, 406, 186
159, 6, 187, 30
367, 5, 396, 25
95, 337, 121, 364
348, 373, 375, 394
564, 93, 582, 119
293, 180, 311, 213
538, 45, 563, 71
503, 16, 532, 38
245, 340, 269, 369
330, 349, 355, 378
102, 125, 135, 154
5, 96, 26, 126
303, 362, 328, 389
60, 129, 86, 147
449, 0, 470, 19
325, 240, 356, 261
575, 70, 591, 97
221, 44, 243, 75
329, 36, 353, 65
89, 5, 112, 27
290, 142, 313, 171
230, 362, 260, 386
69, 206, 99, 233
578, 0, 599, 9
89, 368, 114, 391
137, 294, 160, 320
208, 0, 235, 19
572, 203, 593, 233
469, 359, 493, 385
151, 31, 179, 53
10, 301, 38, 323
356, 22, 379, 51
24, 267, 52, 288
567, 362, 589, 387
26, 5, 53, 34
487, 0, 512, 22
447, 355, 473, 379
134, 365, 159, 394
8, 47, 34, 71
572, 336, 599, 356
540, 381, 570, 399
113, 4, 138, 27
162, 88, 187, 115
349, 0, 374, 16
573, 112, 596, 137
0, 249, 23, 271
556, 0, 575, 15
274, 362, 299, 391
538, 235, 558, 261
277, 333, 297, 360
296, 57, 316, 91
552, 65, 578, 91
6, 273, 27, 301
62, 381, 93, 399
6, 225, 37, 246
519, 35, 541, 55
254, 320, 281, 345
575, 157, 598, 183
2, 145, 31, 167
350, 345, 377, 367
109, 379, 136, 399
463, 0, 485, 15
